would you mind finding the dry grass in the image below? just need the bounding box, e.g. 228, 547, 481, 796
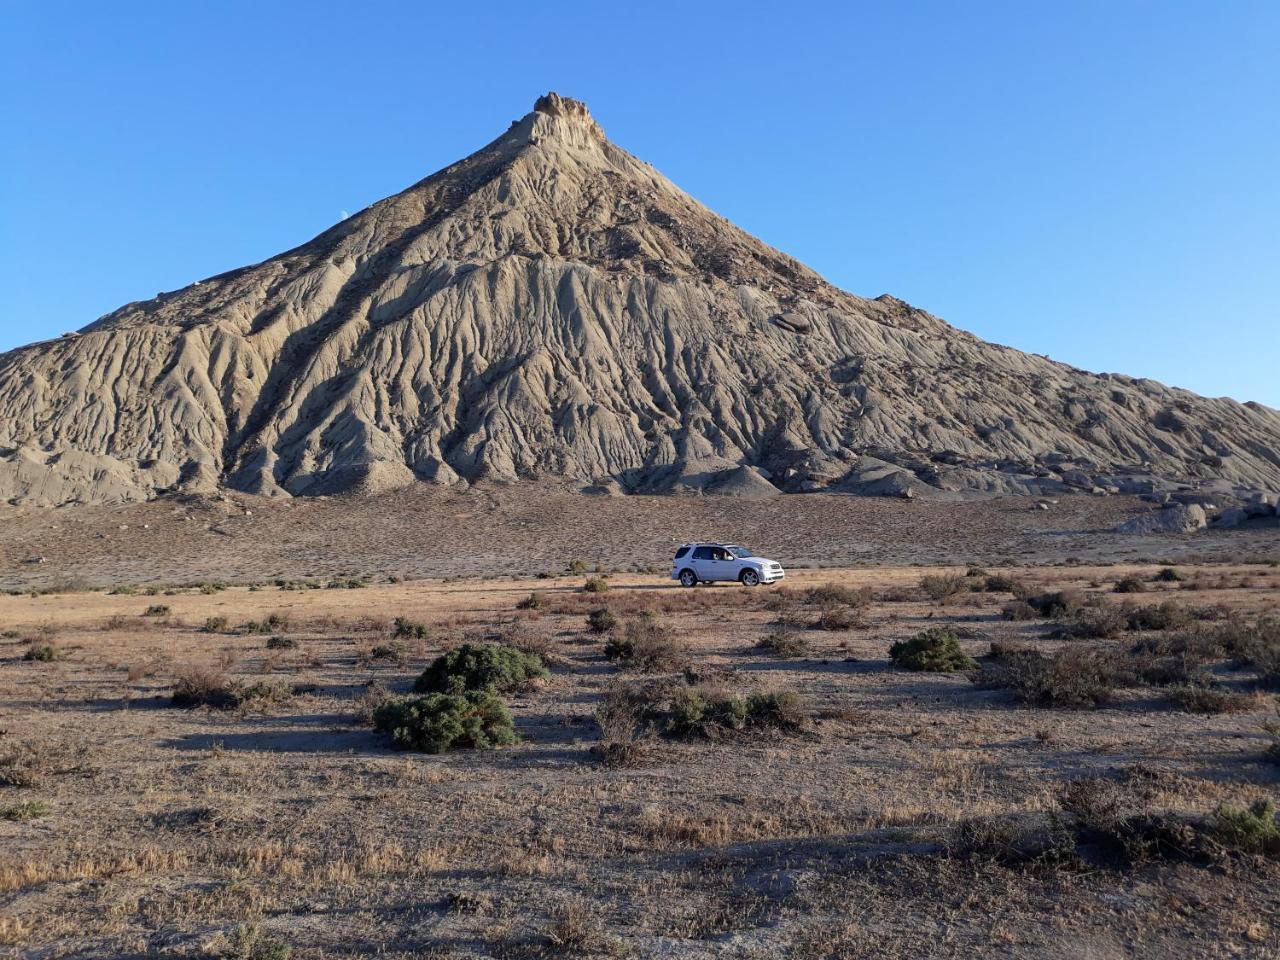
0, 560, 1276, 957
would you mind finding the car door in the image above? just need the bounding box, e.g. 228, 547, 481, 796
691, 546, 716, 580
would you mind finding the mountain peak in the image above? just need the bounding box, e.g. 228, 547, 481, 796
533, 91, 594, 123
527, 91, 605, 143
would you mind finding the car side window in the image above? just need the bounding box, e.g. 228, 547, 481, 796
692, 546, 713, 560
674, 546, 690, 559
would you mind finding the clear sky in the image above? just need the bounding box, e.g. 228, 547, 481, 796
2, 1, 1277, 405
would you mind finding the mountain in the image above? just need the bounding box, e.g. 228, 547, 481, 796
2, 92, 1278, 507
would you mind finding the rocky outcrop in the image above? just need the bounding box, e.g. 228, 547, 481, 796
2, 93, 1279, 507
1116, 503, 1208, 534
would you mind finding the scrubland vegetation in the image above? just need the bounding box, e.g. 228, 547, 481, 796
0, 560, 1277, 957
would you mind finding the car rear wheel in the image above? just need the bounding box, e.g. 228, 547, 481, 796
740, 569, 760, 587
679, 569, 697, 588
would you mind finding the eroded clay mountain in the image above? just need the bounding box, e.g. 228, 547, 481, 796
2, 93, 1279, 507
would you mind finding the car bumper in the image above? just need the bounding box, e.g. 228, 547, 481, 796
760, 568, 785, 583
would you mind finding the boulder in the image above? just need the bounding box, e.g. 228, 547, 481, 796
1213, 507, 1248, 528
1245, 492, 1278, 518
1115, 503, 1207, 535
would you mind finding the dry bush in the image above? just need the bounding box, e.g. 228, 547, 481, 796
515, 592, 544, 610
756, 628, 810, 658
920, 574, 966, 602
811, 604, 860, 631
980, 573, 1024, 593
803, 584, 871, 609
977, 646, 1114, 707
581, 577, 609, 594
1056, 772, 1189, 863
202, 616, 229, 633
1123, 601, 1192, 632
586, 608, 618, 634
171, 668, 291, 710
1023, 590, 1085, 618
22, 643, 64, 662
352, 681, 393, 725
592, 685, 651, 768
1000, 600, 1039, 621
604, 617, 685, 673
1054, 604, 1127, 640
1113, 577, 1147, 594
1170, 684, 1256, 714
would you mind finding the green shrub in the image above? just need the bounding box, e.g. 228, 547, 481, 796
1153, 567, 1183, 583
667, 687, 803, 737
392, 616, 428, 640
202, 616, 229, 633
581, 577, 609, 594
325, 577, 366, 590
224, 923, 293, 960
365, 642, 405, 662
920, 574, 966, 601
373, 692, 517, 753
1211, 799, 1280, 853
143, 604, 171, 617
108, 585, 137, 596
23, 643, 63, 662
586, 608, 618, 633
414, 643, 547, 695
244, 613, 288, 634
516, 592, 544, 610
889, 628, 977, 672
1114, 577, 1147, 594
265, 635, 297, 650
1, 800, 51, 821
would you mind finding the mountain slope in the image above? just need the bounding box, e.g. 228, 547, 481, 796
2, 92, 1278, 507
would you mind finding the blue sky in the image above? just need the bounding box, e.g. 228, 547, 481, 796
2, 1, 1277, 405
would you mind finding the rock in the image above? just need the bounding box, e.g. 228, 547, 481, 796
1245, 493, 1277, 518
1036, 501, 1050, 511
1214, 506, 1248, 528
1116, 504, 1207, 534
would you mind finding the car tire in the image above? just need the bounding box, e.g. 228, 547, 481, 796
679, 569, 697, 588
740, 569, 760, 587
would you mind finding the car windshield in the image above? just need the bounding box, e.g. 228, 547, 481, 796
724, 545, 754, 558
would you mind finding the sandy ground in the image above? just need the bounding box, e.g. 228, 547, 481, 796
1, 485, 1277, 591
1, 559, 1278, 958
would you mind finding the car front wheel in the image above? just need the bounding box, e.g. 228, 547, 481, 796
679, 569, 697, 588
740, 569, 760, 587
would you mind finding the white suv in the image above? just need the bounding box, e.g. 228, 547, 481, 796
670, 543, 786, 587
